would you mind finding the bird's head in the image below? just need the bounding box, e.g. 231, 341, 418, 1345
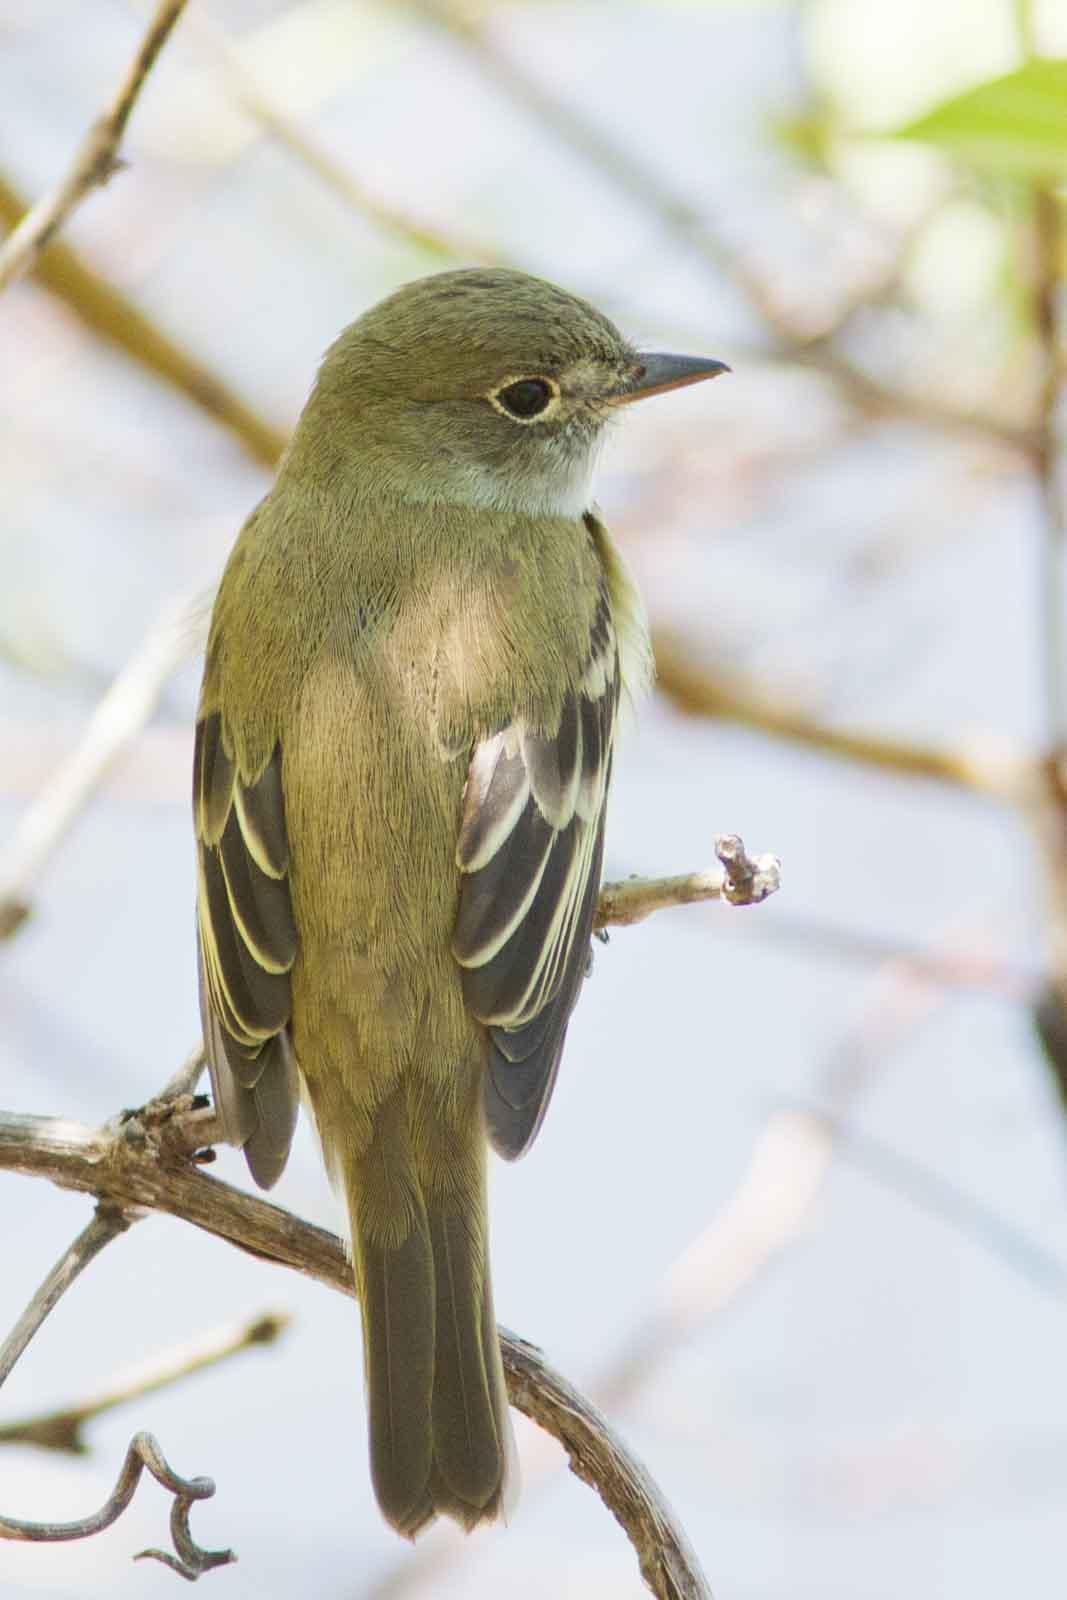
289, 268, 728, 517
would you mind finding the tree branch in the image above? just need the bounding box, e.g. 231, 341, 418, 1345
371, 913, 1055, 1599
158, 1045, 208, 1103
0, 1428, 234, 1580
505, 1338, 712, 1600
0, 0, 189, 292
0, 171, 287, 466
0, 1099, 710, 1598
652, 627, 1028, 800
410, 0, 796, 337
787, 342, 1040, 459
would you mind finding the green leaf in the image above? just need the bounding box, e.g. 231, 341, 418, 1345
892, 58, 1067, 179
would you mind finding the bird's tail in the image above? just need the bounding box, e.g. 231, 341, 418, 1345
341, 1084, 512, 1538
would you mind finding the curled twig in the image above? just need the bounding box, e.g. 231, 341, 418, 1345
0, 1429, 234, 1580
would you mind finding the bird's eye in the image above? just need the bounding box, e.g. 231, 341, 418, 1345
494, 377, 555, 420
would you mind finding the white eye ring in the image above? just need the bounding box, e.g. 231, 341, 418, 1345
488, 375, 561, 424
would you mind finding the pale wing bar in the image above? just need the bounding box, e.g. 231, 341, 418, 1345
453, 587, 619, 1159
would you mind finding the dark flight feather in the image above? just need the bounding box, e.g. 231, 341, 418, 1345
194, 714, 299, 1190
218, 805, 297, 973
483, 812, 606, 1155
244, 1034, 300, 1188
196, 711, 235, 844
452, 797, 555, 969
234, 746, 289, 877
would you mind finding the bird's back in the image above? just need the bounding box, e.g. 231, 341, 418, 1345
198, 472, 648, 1532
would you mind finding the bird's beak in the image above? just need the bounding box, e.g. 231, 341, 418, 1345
608, 352, 731, 406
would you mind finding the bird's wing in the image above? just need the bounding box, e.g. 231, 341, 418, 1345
194, 711, 299, 1188
453, 584, 618, 1159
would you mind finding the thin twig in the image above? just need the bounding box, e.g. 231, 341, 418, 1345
411, 0, 789, 334
0, 1104, 710, 1600
603, 921, 1047, 1401
596, 834, 780, 928
652, 627, 1029, 799
789, 342, 1041, 459
0, 1206, 133, 1393
734, 909, 1038, 1000
0, 1429, 234, 1579
0, 1311, 290, 1454
0, 172, 287, 465
0, 595, 205, 938
595, 963, 940, 1407
830, 1114, 1067, 1295
0, 0, 189, 292
189, 8, 500, 265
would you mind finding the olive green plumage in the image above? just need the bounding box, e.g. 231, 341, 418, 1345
193, 268, 725, 1537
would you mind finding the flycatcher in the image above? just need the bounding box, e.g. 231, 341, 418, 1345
193, 268, 727, 1536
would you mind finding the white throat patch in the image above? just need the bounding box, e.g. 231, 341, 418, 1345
456, 436, 600, 520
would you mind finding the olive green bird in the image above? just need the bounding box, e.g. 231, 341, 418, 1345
193, 268, 727, 1537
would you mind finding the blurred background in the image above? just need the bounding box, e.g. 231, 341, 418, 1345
2, 0, 1067, 1595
